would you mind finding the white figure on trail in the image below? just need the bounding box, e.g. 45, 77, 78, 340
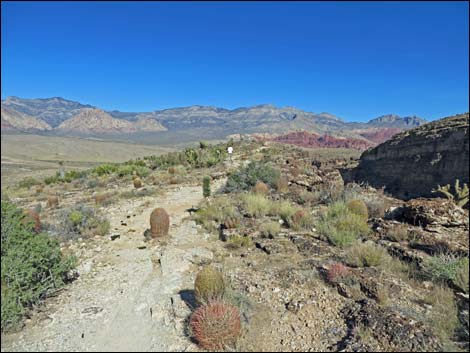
227, 146, 233, 162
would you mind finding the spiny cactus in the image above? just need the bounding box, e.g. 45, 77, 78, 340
46, 195, 59, 208
346, 199, 369, 220
189, 300, 242, 351
149, 208, 170, 237
194, 265, 225, 305
23, 209, 41, 233
203, 176, 211, 197
327, 263, 350, 284
432, 179, 469, 208
133, 177, 143, 189
253, 181, 269, 195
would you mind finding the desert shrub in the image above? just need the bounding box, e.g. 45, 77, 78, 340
297, 190, 318, 205
227, 235, 252, 249
327, 263, 351, 284
454, 258, 469, 293
203, 176, 211, 197
317, 180, 344, 204
241, 193, 271, 218
194, 266, 225, 305
424, 253, 469, 288
44, 174, 60, 185
346, 199, 368, 220
270, 200, 296, 223
195, 197, 238, 232
190, 300, 242, 351
425, 285, 459, 344
364, 197, 387, 218
225, 161, 280, 193
92, 163, 118, 176
1, 200, 75, 331
344, 242, 387, 267
253, 181, 269, 195
59, 205, 110, 239
18, 177, 40, 189
149, 208, 170, 237
387, 223, 409, 242
199, 141, 209, 149
289, 209, 315, 231
316, 201, 370, 247
259, 221, 281, 238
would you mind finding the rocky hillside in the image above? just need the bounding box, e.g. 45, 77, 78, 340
1, 96, 427, 146
2, 96, 93, 127
263, 131, 375, 150
347, 113, 469, 199
1, 107, 52, 132
57, 109, 166, 134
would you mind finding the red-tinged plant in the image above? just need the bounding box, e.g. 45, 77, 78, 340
190, 300, 242, 351
327, 262, 350, 283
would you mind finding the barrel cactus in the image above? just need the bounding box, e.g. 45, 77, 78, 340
46, 195, 59, 208
194, 265, 225, 305
133, 177, 143, 189
253, 181, 269, 195
190, 300, 242, 351
346, 199, 368, 220
149, 207, 169, 237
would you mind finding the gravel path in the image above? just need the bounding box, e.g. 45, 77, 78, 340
1, 180, 226, 352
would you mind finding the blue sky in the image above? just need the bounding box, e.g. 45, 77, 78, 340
1, 1, 468, 121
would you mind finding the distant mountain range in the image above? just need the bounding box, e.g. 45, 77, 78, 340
1, 96, 428, 148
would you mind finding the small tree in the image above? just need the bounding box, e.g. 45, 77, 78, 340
203, 176, 211, 197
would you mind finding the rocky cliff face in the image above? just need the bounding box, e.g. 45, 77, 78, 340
1, 107, 52, 131
349, 113, 469, 200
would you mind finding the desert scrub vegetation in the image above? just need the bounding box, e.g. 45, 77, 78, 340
226, 234, 253, 249
225, 161, 280, 193
1, 200, 76, 331
424, 285, 459, 347
241, 193, 271, 218
58, 205, 110, 239
316, 201, 370, 247
344, 242, 388, 267
424, 253, 469, 290
259, 221, 281, 238
194, 196, 240, 232
18, 177, 40, 189
202, 176, 211, 197
346, 199, 369, 220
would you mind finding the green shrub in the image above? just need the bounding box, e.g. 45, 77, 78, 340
290, 209, 315, 231
425, 253, 469, 287
425, 285, 459, 345
194, 265, 225, 305
270, 200, 296, 223
1, 200, 76, 331
203, 176, 211, 198
225, 162, 280, 193
60, 205, 110, 239
227, 235, 252, 249
18, 177, 40, 189
344, 242, 388, 267
92, 163, 118, 176
454, 258, 469, 293
316, 201, 370, 247
259, 221, 281, 238
241, 193, 271, 218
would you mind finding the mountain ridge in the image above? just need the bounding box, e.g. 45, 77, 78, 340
1, 96, 430, 147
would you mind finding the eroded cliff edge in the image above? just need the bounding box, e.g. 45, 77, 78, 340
346, 113, 469, 200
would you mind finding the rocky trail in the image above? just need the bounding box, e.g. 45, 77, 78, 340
1, 179, 228, 352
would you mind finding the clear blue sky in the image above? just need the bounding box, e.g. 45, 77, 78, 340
1, 1, 468, 121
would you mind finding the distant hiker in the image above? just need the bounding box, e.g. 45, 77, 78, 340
227, 146, 233, 162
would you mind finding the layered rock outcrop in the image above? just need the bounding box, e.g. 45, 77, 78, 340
349, 113, 469, 200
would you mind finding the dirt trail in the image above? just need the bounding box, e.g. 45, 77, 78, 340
2, 179, 227, 352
